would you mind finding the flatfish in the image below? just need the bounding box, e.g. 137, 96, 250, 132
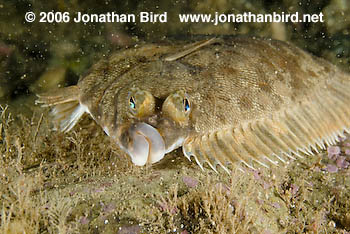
36, 36, 350, 172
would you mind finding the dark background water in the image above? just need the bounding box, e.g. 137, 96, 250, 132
0, 0, 349, 110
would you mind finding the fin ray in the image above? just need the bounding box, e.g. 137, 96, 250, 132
36, 86, 85, 132
182, 79, 350, 171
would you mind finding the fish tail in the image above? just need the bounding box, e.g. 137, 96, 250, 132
36, 86, 85, 132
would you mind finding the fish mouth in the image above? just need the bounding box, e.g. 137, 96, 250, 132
126, 123, 165, 166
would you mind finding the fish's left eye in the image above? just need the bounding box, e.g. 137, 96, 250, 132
183, 98, 190, 112
129, 97, 136, 109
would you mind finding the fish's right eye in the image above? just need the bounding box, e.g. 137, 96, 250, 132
183, 98, 190, 113
129, 97, 136, 109
127, 88, 156, 118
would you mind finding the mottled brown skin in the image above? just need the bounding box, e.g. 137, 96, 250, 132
38, 36, 350, 170
79, 38, 340, 136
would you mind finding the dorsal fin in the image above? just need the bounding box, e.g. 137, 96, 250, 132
183, 79, 350, 172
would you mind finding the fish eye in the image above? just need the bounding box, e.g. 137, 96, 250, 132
183, 98, 190, 112
129, 97, 136, 109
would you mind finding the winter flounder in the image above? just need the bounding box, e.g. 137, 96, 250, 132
36, 36, 350, 172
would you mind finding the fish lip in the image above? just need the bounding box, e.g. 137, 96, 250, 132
126, 123, 166, 166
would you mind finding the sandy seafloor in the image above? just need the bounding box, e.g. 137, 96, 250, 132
1, 0, 350, 233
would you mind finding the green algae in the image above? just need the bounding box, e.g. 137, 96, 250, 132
1, 103, 350, 233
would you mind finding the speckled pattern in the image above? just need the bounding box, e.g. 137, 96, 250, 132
37, 36, 350, 172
